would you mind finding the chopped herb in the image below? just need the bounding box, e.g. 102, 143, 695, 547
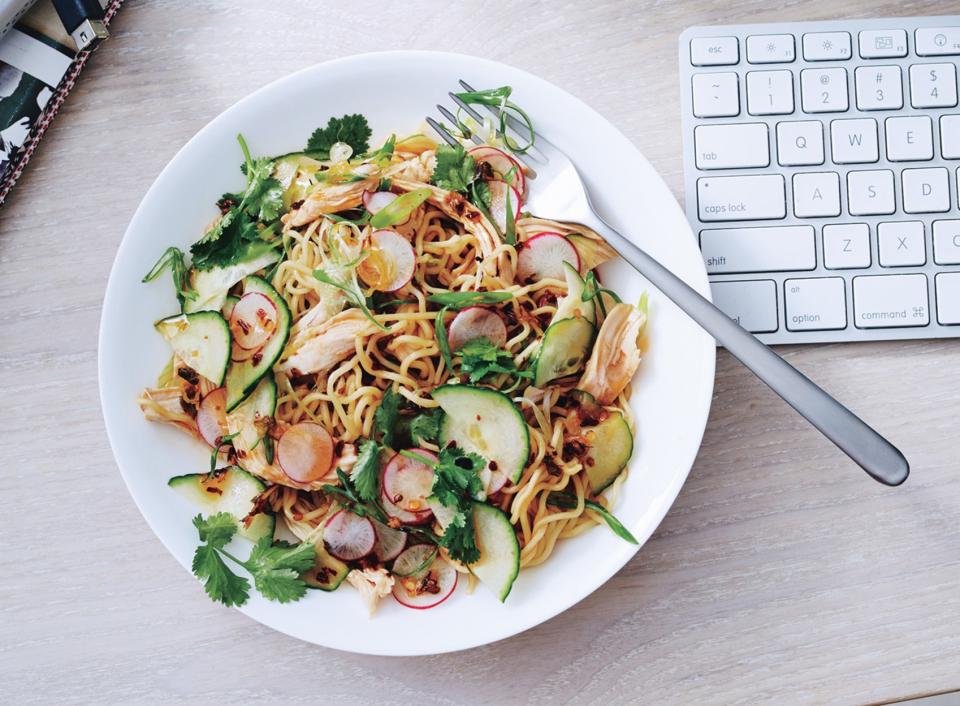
453, 86, 535, 154
365, 134, 396, 163
427, 290, 513, 309
581, 270, 622, 318
305, 114, 372, 159
369, 188, 431, 228
313, 268, 387, 332
349, 438, 381, 502
373, 387, 400, 448
409, 410, 442, 446
435, 307, 454, 372
142, 246, 196, 304
458, 338, 531, 384
504, 182, 516, 245
431, 143, 477, 193
547, 493, 638, 544
210, 433, 237, 472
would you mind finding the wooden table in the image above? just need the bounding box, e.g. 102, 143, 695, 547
3, 1, 958, 703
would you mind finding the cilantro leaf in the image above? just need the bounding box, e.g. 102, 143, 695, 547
374, 387, 400, 448
409, 410, 441, 446
190, 513, 250, 606
306, 114, 372, 158
458, 338, 531, 384
431, 144, 477, 192
349, 438, 382, 502
192, 512, 238, 548
431, 446, 485, 507
243, 537, 316, 603
438, 508, 481, 565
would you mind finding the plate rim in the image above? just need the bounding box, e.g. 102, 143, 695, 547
98, 49, 715, 655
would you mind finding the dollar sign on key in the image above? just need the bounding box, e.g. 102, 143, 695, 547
930, 69, 937, 81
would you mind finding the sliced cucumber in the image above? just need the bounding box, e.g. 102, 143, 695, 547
155, 311, 231, 385
433, 384, 530, 483
224, 276, 291, 411
471, 503, 520, 602
168, 466, 274, 541
583, 412, 634, 493
302, 540, 349, 591
229, 374, 277, 449
551, 261, 595, 325
184, 242, 281, 314
532, 316, 594, 388
222, 295, 240, 320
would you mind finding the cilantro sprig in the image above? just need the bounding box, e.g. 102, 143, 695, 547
305, 114, 372, 159
190, 513, 316, 606
458, 338, 531, 385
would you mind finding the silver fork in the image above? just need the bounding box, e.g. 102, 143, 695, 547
427, 80, 909, 487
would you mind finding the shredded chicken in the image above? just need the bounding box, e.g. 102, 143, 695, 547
578, 303, 645, 404
280, 309, 380, 376
289, 291, 347, 338
138, 387, 200, 439
383, 150, 436, 183
346, 568, 395, 617
286, 177, 379, 227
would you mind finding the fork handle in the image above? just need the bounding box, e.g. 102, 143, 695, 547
584, 214, 909, 486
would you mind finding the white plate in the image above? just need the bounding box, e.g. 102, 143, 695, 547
99, 51, 715, 656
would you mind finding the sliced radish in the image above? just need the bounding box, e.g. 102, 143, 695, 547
391, 544, 458, 610
516, 232, 581, 282
469, 146, 526, 194
230, 341, 262, 362
357, 229, 416, 292
323, 510, 376, 561
277, 422, 334, 483
230, 292, 278, 350
381, 488, 432, 526
362, 190, 398, 215
485, 468, 509, 495
196, 388, 228, 447
447, 306, 507, 352
382, 449, 437, 516
487, 180, 522, 234
371, 519, 408, 562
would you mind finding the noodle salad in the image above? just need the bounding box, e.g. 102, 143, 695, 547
140, 89, 648, 614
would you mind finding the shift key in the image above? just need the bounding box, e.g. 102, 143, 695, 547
697, 175, 786, 221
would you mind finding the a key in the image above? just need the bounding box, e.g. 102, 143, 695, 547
878, 221, 926, 267
801, 68, 849, 113
793, 171, 840, 217
909, 63, 958, 108
802, 32, 852, 61
692, 72, 740, 117
915, 27, 960, 57
823, 223, 871, 269
746, 70, 794, 114
941, 116, 960, 159
853, 274, 929, 328
746, 34, 795, 64
776, 121, 825, 166
784, 277, 848, 331
699, 225, 815, 273
690, 36, 739, 66
858, 29, 908, 59
854, 66, 903, 110
935, 273, 960, 325
902, 167, 950, 213
710, 280, 779, 332
830, 118, 878, 163
694, 123, 770, 169
933, 220, 960, 264
885, 116, 934, 161
697, 175, 786, 221
847, 169, 895, 215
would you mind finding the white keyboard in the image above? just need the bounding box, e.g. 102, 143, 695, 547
679, 17, 960, 344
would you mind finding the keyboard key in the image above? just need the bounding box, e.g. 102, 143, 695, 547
711, 280, 779, 332
692, 72, 740, 117
858, 29, 908, 58
800, 68, 849, 113
847, 169, 895, 215
697, 175, 786, 221
784, 277, 847, 331
802, 32, 852, 61
746, 34, 795, 64
853, 274, 929, 328
854, 66, 903, 110
793, 172, 840, 217
935, 273, 960, 324
776, 121, 825, 166
933, 220, 960, 264
694, 123, 770, 169
700, 225, 815, 273
823, 223, 871, 269
878, 221, 926, 266
902, 167, 950, 213
909, 63, 958, 108
746, 70, 794, 114
830, 118, 878, 163
941, 116, 960, 158
915, 27, 960, 56
885, 116, 934, 161
690, 37, 740, 66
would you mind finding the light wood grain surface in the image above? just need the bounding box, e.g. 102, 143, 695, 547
2, 1, 959, 704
